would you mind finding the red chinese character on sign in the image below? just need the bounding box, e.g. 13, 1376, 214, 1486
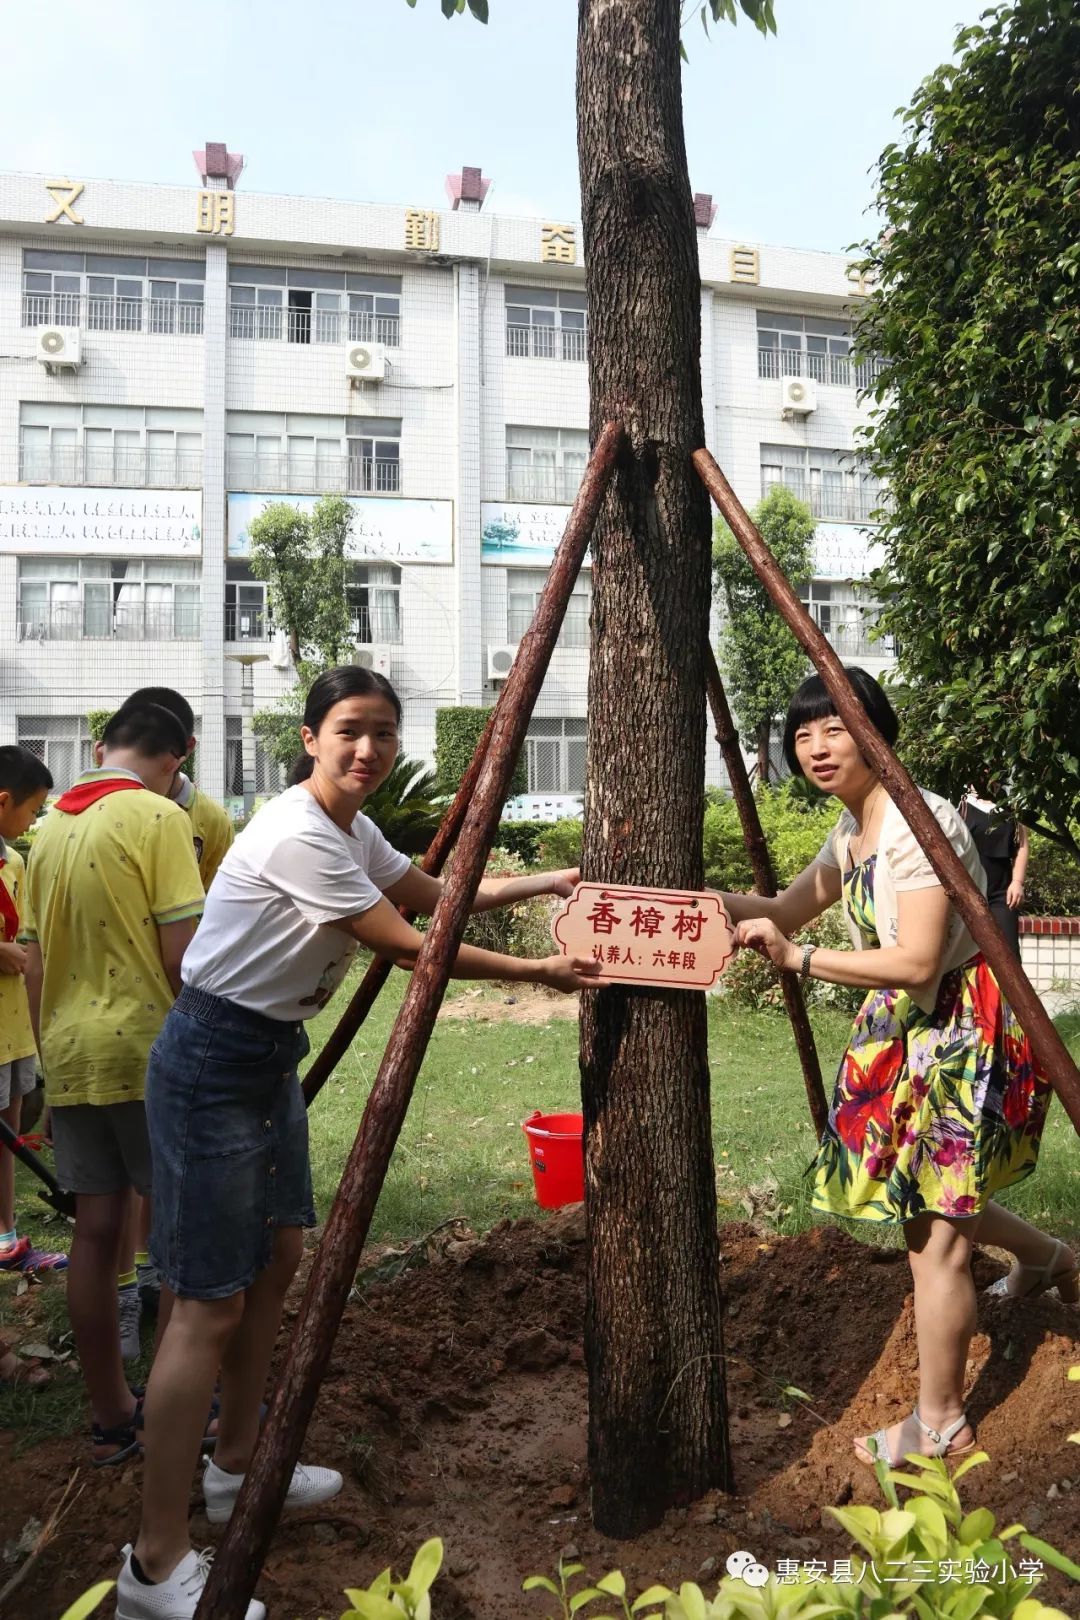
621, 948, 636, 965
606, 945, 620, 964
682, 951, 696, 970
629, 905, 665, 938
652, 949, 667, 967
587, 900, 622, 934
591, 943, 604, 962
672, 908, 705, 944
667, 951, 681, 968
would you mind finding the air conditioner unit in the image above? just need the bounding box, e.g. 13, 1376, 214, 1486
36, 327, 82, 369
354, 644, 393, 676
781, 375, 816, 414
486, 644, 518, 682
345, 341, 387, 383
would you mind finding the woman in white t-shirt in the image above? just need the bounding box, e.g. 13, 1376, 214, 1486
714, 669, 1074, 1476
122, 666, 597, 1620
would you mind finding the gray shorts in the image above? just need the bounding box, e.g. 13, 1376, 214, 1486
0, 1056, 37, 1111
50, 1101, 152, 1197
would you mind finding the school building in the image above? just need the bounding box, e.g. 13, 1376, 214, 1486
0, 149, 890, 814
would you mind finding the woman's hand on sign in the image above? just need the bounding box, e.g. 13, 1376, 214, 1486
734, 917, 799, 973
537, 953, 603, 993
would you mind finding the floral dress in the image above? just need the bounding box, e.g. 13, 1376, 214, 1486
811, 855, 1051, 1224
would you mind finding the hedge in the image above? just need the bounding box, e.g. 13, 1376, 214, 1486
434, 706, 526, 798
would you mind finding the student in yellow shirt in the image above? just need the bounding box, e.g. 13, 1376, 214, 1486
23, 704, 204, 1465
108, 688, 234, 1351
0, 745, 67, 1277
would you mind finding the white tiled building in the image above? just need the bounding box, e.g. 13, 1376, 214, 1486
0, 151, 889, 811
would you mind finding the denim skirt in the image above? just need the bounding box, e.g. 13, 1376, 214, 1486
146, 984, 314, 1300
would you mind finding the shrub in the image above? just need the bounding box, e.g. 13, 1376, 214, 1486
1025, 833, 1080, 918
451, 849, 556, 963
721, 902, 865, 1020
434, 707, 526, 798
536, 817, 584, 869
496, 820, 551, 864
704, 782, 836, 891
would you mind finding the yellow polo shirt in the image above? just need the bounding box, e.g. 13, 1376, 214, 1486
0, 841, 36, 1065
22, 772, 204, 1106
174, 777, 234, 890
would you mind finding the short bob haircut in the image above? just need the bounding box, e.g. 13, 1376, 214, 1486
782, 667, 900, 777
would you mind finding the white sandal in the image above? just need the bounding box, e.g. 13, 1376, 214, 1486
857, 1407, 974, 1468
984, 1238, 1079, 1303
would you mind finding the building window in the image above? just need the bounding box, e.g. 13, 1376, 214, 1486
225, 563, 269, 642
348, 564, 402, 643
797, 580, 892, 660
17, 716, 94, 793
506, 426, 588, 504
21, 250, 205, 334
19, 404, 202, 487
226, 412, 401, 495
225, 717, 286, 797
18, 558, 201, 642
507, 568, 590, 649
756, 310, 883, 389
505, 285, 587, 362
227, 266, 402, 346
525, 718, 586, 795
760, 443, 883, 524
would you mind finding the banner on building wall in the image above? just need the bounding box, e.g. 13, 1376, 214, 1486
813, 523, 884, 580
227, 494, 453, 564
0, 488, 202, 556
481, 502, 591, 570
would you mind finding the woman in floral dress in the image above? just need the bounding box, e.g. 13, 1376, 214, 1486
717, 668, 1076, 1468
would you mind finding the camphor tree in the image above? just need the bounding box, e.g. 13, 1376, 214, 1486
413, 0, 777, 1535
855, 0, 1080, 857
713, 483, 814, 783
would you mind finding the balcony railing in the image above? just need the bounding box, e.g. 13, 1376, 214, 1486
505, 323, 586, 362
813, 618, 895, 660
349, 606, 402, 645
19, 446, 202, 488
22, 292, 204, 335
225, 604, 268, 642
226, 453, 400, 495
757, 346, 885, 390
18, 603, 201, 642
506, 467, 585, 505
228, 304, 400, 347
761, 474, 885, 524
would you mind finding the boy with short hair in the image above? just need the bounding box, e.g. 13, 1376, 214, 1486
0, 745, 67, 1275
22, 706, 204, 1463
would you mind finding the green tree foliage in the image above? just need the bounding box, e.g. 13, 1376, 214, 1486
360, 757, 442, 853
854, 0, 1080, 857
246, 495, 354, 668
712, 483, 814, 782
434, 706, 526, 798
411, 0, 776, 34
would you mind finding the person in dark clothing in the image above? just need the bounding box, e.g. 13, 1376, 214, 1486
959, 786, 1029, 958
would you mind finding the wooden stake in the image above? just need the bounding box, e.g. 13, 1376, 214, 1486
193, 421, 623, 1620
704, 646, 829, 1138
693, 446, 1080, 1136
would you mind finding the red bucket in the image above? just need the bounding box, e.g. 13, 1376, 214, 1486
522, 1110, 585, 1209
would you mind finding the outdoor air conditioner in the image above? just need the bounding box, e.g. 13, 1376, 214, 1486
36, 327, 82, 369
354, 644, 393, 676
345, 341, 387, 383
486, 644, 518, 682
781, 375, 817, 414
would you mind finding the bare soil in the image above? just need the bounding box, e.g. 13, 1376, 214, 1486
2, 1213, 1079, 1618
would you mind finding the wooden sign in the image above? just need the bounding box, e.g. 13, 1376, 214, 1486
552, 883, 735, 990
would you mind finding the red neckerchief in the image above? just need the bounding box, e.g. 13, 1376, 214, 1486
0, 857, 17, 943
53, 778, 146, 815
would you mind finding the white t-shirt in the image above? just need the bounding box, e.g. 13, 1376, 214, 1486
182, 786, 412, 1021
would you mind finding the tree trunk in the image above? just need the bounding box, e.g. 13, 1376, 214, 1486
577, 0, 732, 1538
756, 719, 772, 785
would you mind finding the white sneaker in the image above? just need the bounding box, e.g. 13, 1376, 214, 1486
118, 1288, 142, 1362
203, 1454, 344, 1524
114, 1542, 266, 1619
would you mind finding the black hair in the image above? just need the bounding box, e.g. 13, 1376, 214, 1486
123, 686, 195, 739
102, 702, 191, 760
289, 665, 402, 785
0, 745, 53, 803
782, 666, 900, 776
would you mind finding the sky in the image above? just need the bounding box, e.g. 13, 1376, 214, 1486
1, 0, 989, 253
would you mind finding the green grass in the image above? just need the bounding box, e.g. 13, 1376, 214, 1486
3, 981, 1078, 1444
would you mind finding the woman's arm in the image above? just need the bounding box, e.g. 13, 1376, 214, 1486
333, 895, 600, 993
383, 864, 579, 918
715, 859, 842, 933
1007, 825, 1029, 910
735, 883, 952, 1000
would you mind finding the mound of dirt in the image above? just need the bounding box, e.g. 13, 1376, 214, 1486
2, 1214, 1078, 1617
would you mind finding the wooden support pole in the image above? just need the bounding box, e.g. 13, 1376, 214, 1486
704, 646, 829, 1139
302, 702, 500, 1107
194, 421, 623, 1620
693, 446, 1080, 1137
